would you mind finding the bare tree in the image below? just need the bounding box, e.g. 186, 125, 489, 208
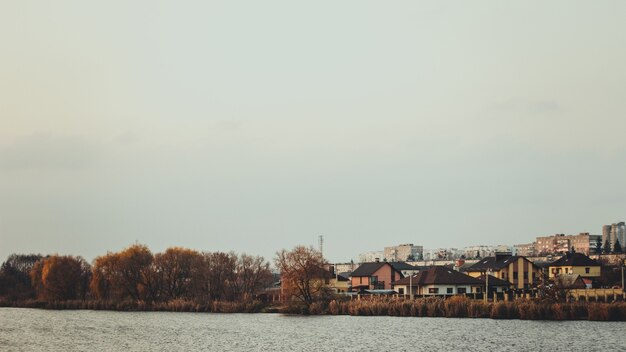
154, 247, 203, 300
274, 246, 331, 305
0, 254, 43, 300
232, 254, 273, 301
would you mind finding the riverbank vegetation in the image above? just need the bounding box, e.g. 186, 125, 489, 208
0, 298, 268, 313
0, 244, 273, 311
2, 244, 626, 321
289, 296, 626, 321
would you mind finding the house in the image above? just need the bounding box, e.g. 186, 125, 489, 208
548, 252, 601, 279
465, 252, 541, 290
474, 274, 512, 293
389, 261, 419, 277
329, 273, 350, 293
553, 274, 587, 289
392, 266, 484, 296
350, 261, 403, 292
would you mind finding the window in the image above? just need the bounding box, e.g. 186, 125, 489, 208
371, 276, 378, 284
447, 288, 453, 294
458, 288, 467, 294
523, 272, 528, 279
428, 288, 439, 294
398, 288, 404, 295
565, 268, 568, 274
513, 272, 518, 279
501, 273, 505, 279
359, 277, 362, 284
585, 267, 590, 274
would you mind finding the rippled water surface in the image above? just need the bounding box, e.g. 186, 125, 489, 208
1, 308, 626, 351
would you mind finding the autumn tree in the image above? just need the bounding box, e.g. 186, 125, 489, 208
30, 255, 91, 301
274, 246, 331, 305
0, 254, 43, 300
154, 247, 203, 300
90, 252, 120, 300
90, 244, 155, 302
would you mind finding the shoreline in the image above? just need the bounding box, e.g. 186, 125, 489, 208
2, 297, 626, 321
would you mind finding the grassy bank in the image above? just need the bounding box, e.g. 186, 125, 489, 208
3, 296, 626, 321
0, 298, 269, 313
322, 296, 626, 321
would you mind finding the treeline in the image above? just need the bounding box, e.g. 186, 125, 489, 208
0, 244, 273, 304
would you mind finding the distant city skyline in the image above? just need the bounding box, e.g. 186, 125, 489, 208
1, 1, 626, 265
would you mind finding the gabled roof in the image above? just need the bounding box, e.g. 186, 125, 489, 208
392, 266, 482, 286
389, 262, 417, 271
337, 272, 352, 280
351, 262, 400, 277
467, 255, 537, 272
554, 274, 586, 289
550, 253, 601, 267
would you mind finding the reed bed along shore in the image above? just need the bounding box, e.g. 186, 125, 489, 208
0, 298, 268, 313
322, 296, 626, 321
2, 296, 626, 321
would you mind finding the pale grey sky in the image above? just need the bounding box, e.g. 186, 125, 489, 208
1, 1, 625, 263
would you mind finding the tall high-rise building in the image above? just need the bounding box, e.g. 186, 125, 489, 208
602, 225, 612, 247
383, 244, 424, 261
358, 251, 384, 263
535, 233, 597, 255
463, 245, 512, 259
602, 222, 625, 249
513, 243, 536, 257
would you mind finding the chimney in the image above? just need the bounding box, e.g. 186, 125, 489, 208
495, 251, 512, 261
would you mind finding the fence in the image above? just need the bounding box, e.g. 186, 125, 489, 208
353, 289, 626, 303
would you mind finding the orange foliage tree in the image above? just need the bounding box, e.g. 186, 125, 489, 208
90, 244, 155, 301
274, 246, 330, 305
30, 255, 91, 301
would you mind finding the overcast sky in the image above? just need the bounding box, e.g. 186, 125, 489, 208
1, 1, 625, 264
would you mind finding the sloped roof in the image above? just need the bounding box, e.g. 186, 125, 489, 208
550, 253, 600, 267
554, 274, 586, 289
351, 262, 400, 277
389, 262, 417, 271
392, 266, 482, 286
467, 255, 537, 272
337, 272, 352, 280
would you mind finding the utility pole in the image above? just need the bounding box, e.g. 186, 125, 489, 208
485, 269, 492, 302
409, 273, 413, 300
622, 259, 626, 293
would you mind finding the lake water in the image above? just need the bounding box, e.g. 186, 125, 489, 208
1, 308, 625, 351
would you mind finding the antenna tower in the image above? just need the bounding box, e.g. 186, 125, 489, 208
318, 235, 324, 258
